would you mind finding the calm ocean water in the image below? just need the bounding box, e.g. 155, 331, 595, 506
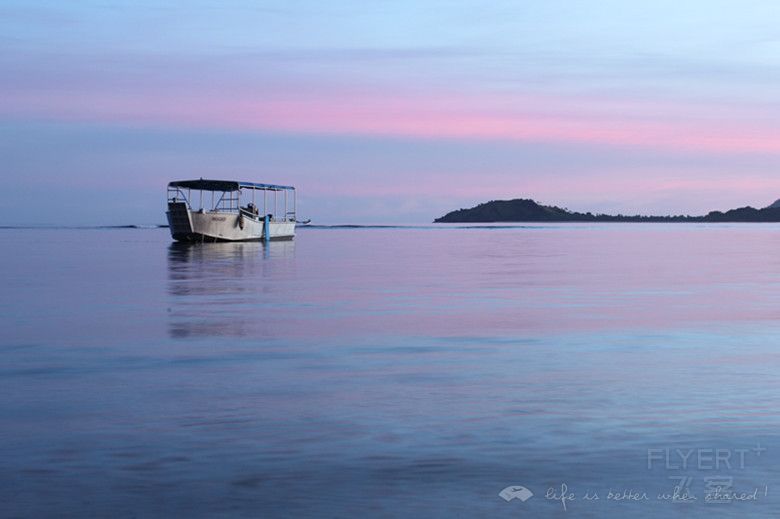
2, 224, 780, 517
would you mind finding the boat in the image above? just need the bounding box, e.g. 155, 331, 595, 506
166, 179, 297, 242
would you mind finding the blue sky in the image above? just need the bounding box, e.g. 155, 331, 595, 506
2, 1, 780, 224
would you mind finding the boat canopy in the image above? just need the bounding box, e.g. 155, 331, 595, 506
167, 178, 297, 222
168, 179, 294, 192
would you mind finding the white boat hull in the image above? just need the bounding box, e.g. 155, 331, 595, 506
167, 203, 295, 242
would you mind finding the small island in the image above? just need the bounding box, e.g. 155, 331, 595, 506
435, 198, 780, 223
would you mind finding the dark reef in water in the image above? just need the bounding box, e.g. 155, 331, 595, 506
435, 198, 780, 223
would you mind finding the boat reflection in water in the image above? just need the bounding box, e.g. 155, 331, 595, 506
166, 240, 296, 339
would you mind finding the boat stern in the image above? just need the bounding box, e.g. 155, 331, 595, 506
166, 201, 194, 241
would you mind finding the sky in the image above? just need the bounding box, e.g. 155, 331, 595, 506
2, 0, 780, 224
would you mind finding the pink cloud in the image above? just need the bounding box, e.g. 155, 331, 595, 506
3, 86, 780, 155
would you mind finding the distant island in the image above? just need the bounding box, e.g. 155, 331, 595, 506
435, 198, 780, 223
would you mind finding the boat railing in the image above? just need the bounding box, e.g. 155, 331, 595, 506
167, 183, 296, 223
